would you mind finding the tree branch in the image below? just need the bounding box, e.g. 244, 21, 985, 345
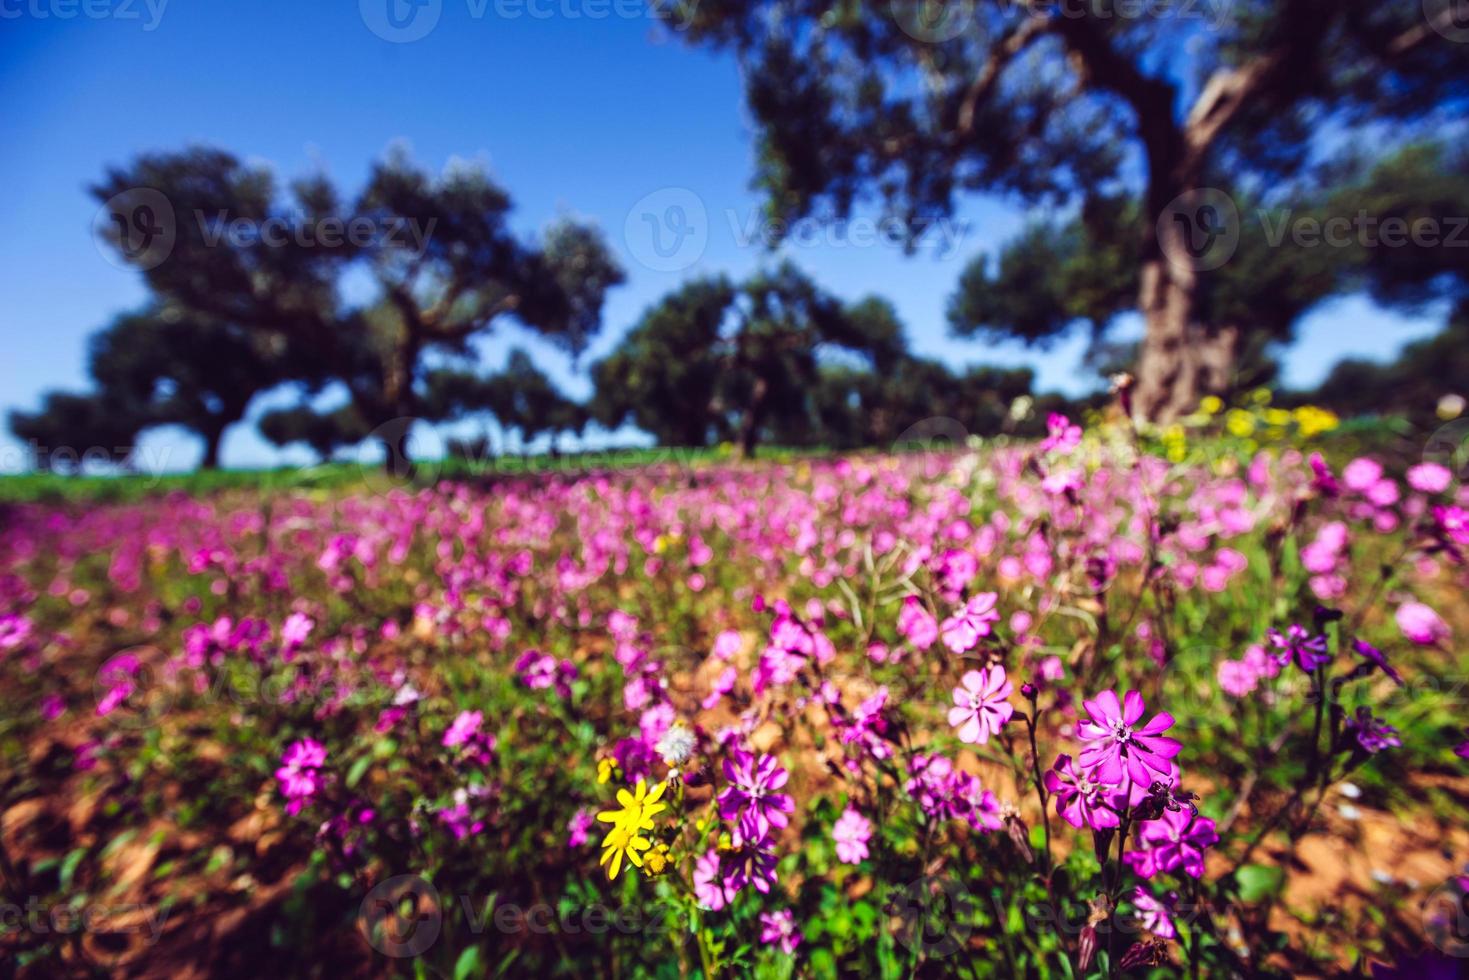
954, 16, 1051, 138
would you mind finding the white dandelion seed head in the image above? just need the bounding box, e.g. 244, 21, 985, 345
656, 724, 696, 765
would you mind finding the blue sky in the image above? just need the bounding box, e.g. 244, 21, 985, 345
0, 0, 1445, 470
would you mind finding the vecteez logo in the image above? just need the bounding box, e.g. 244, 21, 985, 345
360, 0, 443, 42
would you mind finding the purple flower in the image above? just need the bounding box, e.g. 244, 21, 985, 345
1076, 690, 1181, 788
1435, 505, 1469, 548
702, 666, 738, 710
516, 649, 578, 698
1351, 640, 1403, 686
40, 694, 65, 720
758, 909, 803, 954
948, 666, 1014, 745
1044, 754, 1120, 831
442, 709, 497, 766
1132, 886, 1177, 939
276, 738, 327, 815
904, 754, 1001, 831
940, 593, 1000, 654
725, 839, 779, 895
1267, 625, 1331, 672
1124, 808, 1217, 879
279, 612, 313, 655
718, 749, 795, 846
443, 710, 483, 748
837, 687, 893, 763
437, 789, 487, 840
95, 652, 142, 716
1347, 707, 1401, 754
832, 806, 872, 864
0, 613, 33, 652
1308, 453, 1340, 497
567, 808, 594, 848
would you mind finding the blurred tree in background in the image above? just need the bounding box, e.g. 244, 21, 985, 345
678, 0, 1469, 420
84, 146, 623, 467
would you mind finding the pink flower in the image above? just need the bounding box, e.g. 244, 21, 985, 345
693, 849, 738, 911
280, 612, 313, 653
947, 666, 1014, 744
904, 753, 1002, 832
1366, 478, 1400, 508
702, 666, 738, 710
758, 909, 803, 954
897, 596, 938, 651
717, 749, 795, 845
443, 710, 483, 748
1133, 887, 1177, 939
1396, 601, 1450, 645
0, 614, 33, 652
1076, 690, 1180, 787
566, 808, 594, 848
515, 649, 578, 698
1040, 413, 1082, 454
1044, 754, 1119, 830
1343, 457, 1383, 493
712, 630, 742, 660
832, 806, 872, 864
1408, 463, 1453, 494
1217, 659, 1258, 698
1436, 505, 1469, 547
437, 795, 486, 840
940, 593, 1000, 654
441, 709, 496, 766
276, 738, 326, 815
1124, 808, 1217, 879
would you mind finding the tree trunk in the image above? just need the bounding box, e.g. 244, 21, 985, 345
1132, 257, 1239, 423
377, 418, 415, 476
200, 421, 227, 470
736, 377, 769, 460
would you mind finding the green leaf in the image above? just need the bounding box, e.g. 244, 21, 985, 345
453, 944, 483, 980
59, 848, 86, 891
346, 755, 372, 789
1236, 863, 1285, 903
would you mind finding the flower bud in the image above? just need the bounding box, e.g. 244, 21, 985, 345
1077, 925, 1098, 974
1005, 815, 1035, 864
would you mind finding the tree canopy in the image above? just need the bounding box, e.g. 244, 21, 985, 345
89, 145, 623, 465
676, 1, 1469, 419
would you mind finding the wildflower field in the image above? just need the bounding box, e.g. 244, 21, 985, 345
2, 407, 1468, 978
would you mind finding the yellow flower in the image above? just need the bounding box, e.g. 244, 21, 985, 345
642, 842, 671, 877
597, 758, 617, 785
1199, 395, 1223, 415
1225, 409, 1256, 438
596, 779, 667, 834
1293, 405, 1339, 438
595, 779, 669, 880
598, 824, 653, 880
